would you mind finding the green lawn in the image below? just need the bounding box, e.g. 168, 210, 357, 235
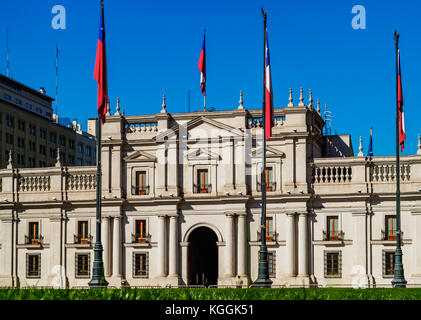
1, 288, 421, 300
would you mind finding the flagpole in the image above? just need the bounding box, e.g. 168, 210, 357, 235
255, 8, 272, 288
392, 30, 406, 288
89, 0, 108, 288
204, 29, 206, 111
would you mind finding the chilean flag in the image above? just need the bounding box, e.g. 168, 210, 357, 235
94, 0, 108, 124
198, 32, 206, 96
397, 49, 406, 152
264, 28, 274, 140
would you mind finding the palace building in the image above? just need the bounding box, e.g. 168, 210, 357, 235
0, 89, 421, 288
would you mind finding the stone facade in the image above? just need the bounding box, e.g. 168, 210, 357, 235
0, 94, 420, 288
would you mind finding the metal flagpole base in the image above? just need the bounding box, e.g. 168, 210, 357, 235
392, 246, 407, 288
88, 242, 108, 288
254, 245, 272, 288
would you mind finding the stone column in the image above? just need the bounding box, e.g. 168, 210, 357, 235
286, 213, 296, 276
180, 242, 189, 285
168, 215, 178, 277
112, 216, 121, 278
224, 214, 234, 277
237, 214, 247, 277
297, 213, 308, 277
111, 145, 122, 197
48, 216, 63, 287
101, 216, 110, 277
0, 218, 13, 287
157, 215, 167, 277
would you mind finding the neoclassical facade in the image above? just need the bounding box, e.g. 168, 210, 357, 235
1, 91, 421, 288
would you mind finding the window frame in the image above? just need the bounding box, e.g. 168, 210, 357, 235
26, 253, 41, 278
267, 251, 276, 278
75, 253, 91, 278
383, 250, 395, 278
134, 219, 147, 243
326, 216, 339, 241
196, 168, 210, 193
324, 251, 342, 278
385, 215, 397, 241
265, 217, 274, 241
133, 252, 149, 278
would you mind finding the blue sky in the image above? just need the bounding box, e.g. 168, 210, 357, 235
0, 0, 420, 156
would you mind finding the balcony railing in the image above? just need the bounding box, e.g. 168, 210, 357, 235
323, 230, 344, 241
131, 186, 150, 196
194, 184, 212, 194
257, 231, 277, 242
381, 230, 401, 241
25, 234, 44, 245
131, 233, 151, 244
257, 182, 276, 192
74, 234, 93, 245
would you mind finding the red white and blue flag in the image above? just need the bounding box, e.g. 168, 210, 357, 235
397, 49, 406, 152
264, 27, 274, 140
198, 32, 206, 96
94, 0, 108, 124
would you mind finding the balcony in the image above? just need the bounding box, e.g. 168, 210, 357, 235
132, 186, 150, 196
323, 230, 344, 241
381, 230, 401, 241
74, 234, 93, 245
25, 234, 44, 245
257, 182, 276, 192
257, 231, 277, 242
194, 184, 212, 194
132, 233, 151, 244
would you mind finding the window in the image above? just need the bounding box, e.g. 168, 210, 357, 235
26, 253, 41, 278
29, 141, 36, 152
77, 143, 83, 153
385, 216, 397, 241
18, 120, 25, 131
267, 252, 276, 278
17, 137, 25, 148
133, 253, 149, 278
26, 103, 33, 110
266, 217, 274, 241
17, 154, 24, 165
134, 220, 147, 243
40, 128, 46, 139
75, 253, 90, 278
265, 167, 274, 191
77, 158, 83, 166
5, 133, 13, 144
325, 251, 341, 278
28, 222, 39, 244
134, 171, 148, 195
327, 216, 339, 241
15, 98, 22, 105
4, 94, 11, 101
39, 145, 46, 155
49, 148, 56, 158
36, 107, 42, 115
39, 161, 46, 168
68, 155, 74, 165
28, 158, 35, 168
29, 125, 36, 136
6, 115, 13, 127
59, 136, 65, 146
45, 112, 52, 118
5, 151, 9, 162
86, 146, 92, 156
49, 132, 56, 143
197, 169, 210, 193
77, 221, 89, 244
69, 140, 75, 150
384, 251, 395, 277
86, 160, 91, 166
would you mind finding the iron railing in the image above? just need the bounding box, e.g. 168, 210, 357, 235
131, 233, 151, 244
322, 230, 345, 241
74, 234, 93, 245
25, 234, 44, 245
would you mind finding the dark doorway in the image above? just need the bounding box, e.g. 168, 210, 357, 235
188, 227, 218, 286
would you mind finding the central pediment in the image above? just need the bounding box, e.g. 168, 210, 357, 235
155, 116, 243, 142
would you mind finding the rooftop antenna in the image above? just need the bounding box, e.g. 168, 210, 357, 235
6, 28, 10, 77
55, 43, 60, 116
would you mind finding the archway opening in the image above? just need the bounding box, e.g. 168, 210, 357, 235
188, 226, 218, 286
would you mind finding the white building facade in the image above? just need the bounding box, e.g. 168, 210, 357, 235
1, 93, 421, 288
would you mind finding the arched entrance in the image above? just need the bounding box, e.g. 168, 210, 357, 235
188, 227, 218, 286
